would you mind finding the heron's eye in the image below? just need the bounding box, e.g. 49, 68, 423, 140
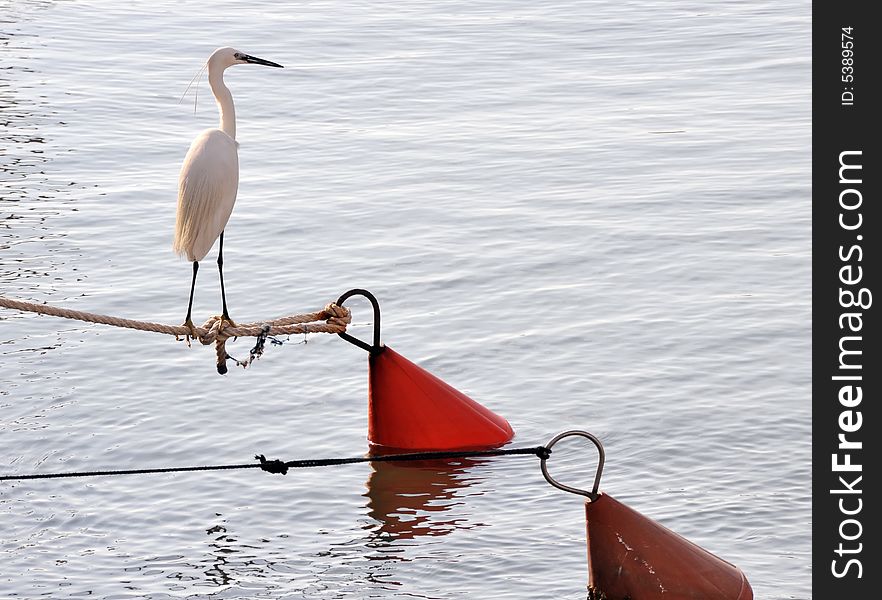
234, 53, 242, 59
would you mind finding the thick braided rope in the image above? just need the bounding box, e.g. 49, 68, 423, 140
0, 296, 351, 372
197, 303, 351, 343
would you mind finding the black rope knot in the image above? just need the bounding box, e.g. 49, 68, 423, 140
256, 454, 289, 475
536, 446, 552, 460
250, 324, 271, 361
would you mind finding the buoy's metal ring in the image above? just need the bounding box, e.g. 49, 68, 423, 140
335, 289, 384, 355
540, 430, 605, 501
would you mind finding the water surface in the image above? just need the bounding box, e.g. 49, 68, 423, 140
2, 1, 811, 598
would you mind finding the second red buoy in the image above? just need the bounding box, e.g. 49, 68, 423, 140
541, 431, 753, 600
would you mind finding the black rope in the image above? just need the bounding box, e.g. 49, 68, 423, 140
0, 446, 550, 482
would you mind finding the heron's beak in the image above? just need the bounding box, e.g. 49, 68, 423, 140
242, 54, 284, 68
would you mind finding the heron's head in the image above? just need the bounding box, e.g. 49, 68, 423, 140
208, 47, 284, 70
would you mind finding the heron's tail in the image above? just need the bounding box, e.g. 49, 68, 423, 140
173, 192, 197, 262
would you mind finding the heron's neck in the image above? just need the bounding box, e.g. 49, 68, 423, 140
208, 68, 236, 139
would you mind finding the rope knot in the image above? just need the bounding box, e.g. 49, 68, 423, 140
323, 303, 351, 330
255, 454, 289, 475
194, 315, 228, 345
200, 316, 238, 374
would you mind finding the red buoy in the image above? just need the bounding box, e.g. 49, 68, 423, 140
584, 493, 753, 600
368, 346, 514, 449
541, 431, 752, 600
335, 289, 514, 451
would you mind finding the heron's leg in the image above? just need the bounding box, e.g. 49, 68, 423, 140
218, 231, 233, 323
183, 260, 199, 336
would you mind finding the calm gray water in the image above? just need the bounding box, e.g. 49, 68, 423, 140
1, 1, 810, 598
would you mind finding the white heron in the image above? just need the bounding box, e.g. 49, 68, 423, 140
173, 47, 283, 336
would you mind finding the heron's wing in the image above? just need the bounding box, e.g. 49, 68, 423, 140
174, 129, 240, 262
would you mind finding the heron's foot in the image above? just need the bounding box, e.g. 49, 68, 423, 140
178, 318, 199, 346
220, 313, 237, 330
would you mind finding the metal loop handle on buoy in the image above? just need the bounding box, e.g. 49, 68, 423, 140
540, 430, 605, 501
335, 288, 383, 355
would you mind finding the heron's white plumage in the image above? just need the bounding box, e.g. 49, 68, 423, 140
174, 128, 239, 262
173, 47, 282, 333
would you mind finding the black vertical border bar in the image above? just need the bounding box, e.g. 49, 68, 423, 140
813, 0, 879, 594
